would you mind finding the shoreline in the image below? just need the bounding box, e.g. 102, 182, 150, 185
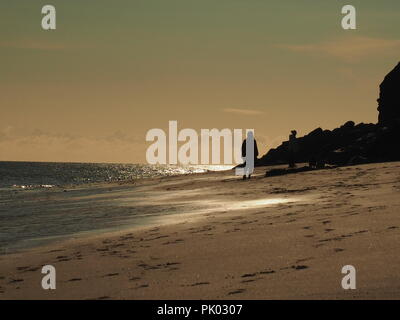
1, 162, 400, 299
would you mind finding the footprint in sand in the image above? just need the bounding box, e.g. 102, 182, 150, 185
144, 235, 169, 242
68, 278, 82, 282
56, 255, 71, 262
165, 262, 181, 267
241, 269, 276, 280
259, 269, 275, 275
189, 282, 210, 287
291, 265, 308, 270
138, 261, 181, 271
129, 277, 141, 281
47, 249, 65, 253
240, 220, 258, 225
353, 230, 368, 234
241, 273, 257, 278
296, 257, 313, 263
228, 288, 246, 295
134, 284, 149, 289
241, 279, 256, 283
103, 273, 119, 277
9, 278, 24, 284
162, 239, 184, 245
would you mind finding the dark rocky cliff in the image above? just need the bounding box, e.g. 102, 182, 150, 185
378, 62, 400, 125
259, 62, 400, 167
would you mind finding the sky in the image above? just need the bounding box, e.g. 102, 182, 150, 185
0, 0, 399, 163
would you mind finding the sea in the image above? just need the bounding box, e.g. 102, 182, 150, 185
0, 161, 212, 190
0, 161, 231, 253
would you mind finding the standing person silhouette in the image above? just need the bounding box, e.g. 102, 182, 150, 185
241, 131, 259, 180
288, 130, 297, 168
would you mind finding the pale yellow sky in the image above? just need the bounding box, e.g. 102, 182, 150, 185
0, 1, 399, 163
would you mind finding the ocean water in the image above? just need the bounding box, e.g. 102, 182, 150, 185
0, 161, 208, 190
0, 161, 231, 253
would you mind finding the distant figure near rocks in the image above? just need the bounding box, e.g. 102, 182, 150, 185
241, 131, 259, 180
288, 130, 297, 168
378, 62, 400, 126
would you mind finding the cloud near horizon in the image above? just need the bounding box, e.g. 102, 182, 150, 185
277, 36, 400, 62
223, 108, 264, 116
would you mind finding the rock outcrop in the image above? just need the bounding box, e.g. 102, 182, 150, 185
378, 62, 400, 125
258, 62, 400, 167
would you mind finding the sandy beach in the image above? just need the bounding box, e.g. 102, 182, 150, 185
1, 162, 400, 299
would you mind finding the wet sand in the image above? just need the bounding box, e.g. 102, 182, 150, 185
1, 162, 400, 299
